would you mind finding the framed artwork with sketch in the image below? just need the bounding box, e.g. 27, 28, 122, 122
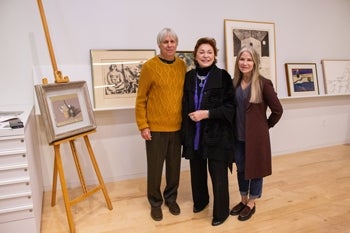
224, 19, 277, 89
176, 51, 195, 71
90, 49, 156, 110
321, 59, 350, 94
35, 81, 96, 144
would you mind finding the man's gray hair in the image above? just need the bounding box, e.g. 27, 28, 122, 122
157, 28, 178, 45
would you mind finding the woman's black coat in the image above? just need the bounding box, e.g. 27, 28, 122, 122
181, 65, 236, 163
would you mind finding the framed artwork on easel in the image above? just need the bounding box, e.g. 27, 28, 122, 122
35, 81, 96, 144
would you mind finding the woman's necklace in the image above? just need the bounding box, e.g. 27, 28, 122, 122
196, 73, 209, 87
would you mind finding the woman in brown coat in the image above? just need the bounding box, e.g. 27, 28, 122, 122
230, 46, 283, 221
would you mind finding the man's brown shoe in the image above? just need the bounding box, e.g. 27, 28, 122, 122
165, 202, 180, 215
150, 207, 163, 221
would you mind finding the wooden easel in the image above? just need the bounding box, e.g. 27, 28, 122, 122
50, 130, 113, 233
37, 1, 113, 232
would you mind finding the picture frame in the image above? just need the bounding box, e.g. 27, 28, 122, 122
224, 19, 277, 89
285, 63, 319, 97
321, 59, 350, 94
90, 49, 156, 110
35, 81, 96, 144
176, 51, 195, 71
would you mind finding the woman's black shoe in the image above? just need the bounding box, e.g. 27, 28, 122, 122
230, 202, 246, 215
193, 203, 209, 213
211, 216, 228, 226
238, 205, 256, 221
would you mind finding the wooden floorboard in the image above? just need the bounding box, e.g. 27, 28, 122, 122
40, 144, 350, 233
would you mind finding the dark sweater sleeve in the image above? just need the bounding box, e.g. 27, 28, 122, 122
208, 70, 236, 126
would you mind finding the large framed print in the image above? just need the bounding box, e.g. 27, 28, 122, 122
90, 49, 156, 110
224, 19, 277, 89
285, 63, 319, 97
176, 51, 195, 71
35, 81, 96, 144
321, 59, 350, 94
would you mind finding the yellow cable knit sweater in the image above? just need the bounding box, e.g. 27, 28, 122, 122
135, 56, 186, 132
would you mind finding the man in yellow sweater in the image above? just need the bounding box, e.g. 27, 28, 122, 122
135, 28, 187, 221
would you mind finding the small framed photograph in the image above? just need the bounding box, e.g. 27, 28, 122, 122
224, 19, 277, 89
321, 59, 350, 94
90, 49, 156, 110
285, 63, 319, 97
35, 81, 96, 144
176, 51, 195, 71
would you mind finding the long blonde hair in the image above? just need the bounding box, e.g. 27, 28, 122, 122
233, 46, 263, 103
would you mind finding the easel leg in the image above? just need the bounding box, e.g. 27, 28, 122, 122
69, 140, 88, 193
54, 144, 76, 233
51, 145, 58, 206
84, 135, 113, 210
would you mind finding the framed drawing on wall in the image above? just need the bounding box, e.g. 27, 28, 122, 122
321, 59, 350, 94
90, 49, 156, 110
285, 63, 319, 97
224, 19, 277, 89
176, 51, 195, 71
35, 81, 96, 144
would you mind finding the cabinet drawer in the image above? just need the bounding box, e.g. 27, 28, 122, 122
0, 166, 29, 181
0, 180, 31, 196
0, 137, 25, 151
0, 205, 34, 224
0, 152, 27, 165
0, 194, 33, 212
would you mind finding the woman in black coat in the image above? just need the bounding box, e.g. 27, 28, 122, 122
181, 37, 236, 226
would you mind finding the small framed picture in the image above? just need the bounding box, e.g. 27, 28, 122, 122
285, 63, 319, 97
321, 59, 350, 94
176, 51, 195, 71
90, 49, 156, 110
35, 81, 96, 143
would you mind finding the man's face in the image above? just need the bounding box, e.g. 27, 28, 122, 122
159, 34, 177, 60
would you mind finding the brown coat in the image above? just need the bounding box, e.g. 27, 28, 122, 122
244, 77, 283, 179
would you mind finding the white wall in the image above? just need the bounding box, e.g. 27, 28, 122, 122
1, 0, 350, 190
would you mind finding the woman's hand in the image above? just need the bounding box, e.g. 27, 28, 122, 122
188, 110, 209, 122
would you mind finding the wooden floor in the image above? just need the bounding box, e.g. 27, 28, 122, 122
40, 144, 350, 233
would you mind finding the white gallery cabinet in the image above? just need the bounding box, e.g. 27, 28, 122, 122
0, 105, 43, 233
